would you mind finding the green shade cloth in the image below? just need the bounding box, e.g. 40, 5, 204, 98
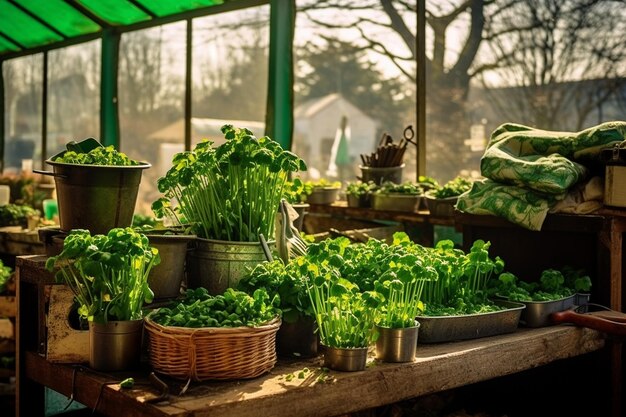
457, 121, 626, 230
0, 0, 224, 57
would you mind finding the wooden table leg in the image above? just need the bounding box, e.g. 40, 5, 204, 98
15, 268, 45, 417
606, 218, 624, 417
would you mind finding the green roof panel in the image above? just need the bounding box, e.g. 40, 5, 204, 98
0, 0, 239, 58
79, 0, 151, 26
136, 0, 224, 17
19, 0, 101, 37
0, 2, 63, 48
0, 34, 20, 54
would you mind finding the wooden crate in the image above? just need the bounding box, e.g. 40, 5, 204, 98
45, 285, 89, 363
15, 256, 88, 364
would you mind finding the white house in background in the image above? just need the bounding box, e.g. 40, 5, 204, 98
293, 93, 378, 179
147, 93, 378, 179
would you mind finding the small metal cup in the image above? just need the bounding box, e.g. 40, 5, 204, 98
321, 344, 369, 372
375, 321, 420, 363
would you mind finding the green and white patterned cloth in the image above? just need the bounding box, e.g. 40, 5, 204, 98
457, 121, 626, 230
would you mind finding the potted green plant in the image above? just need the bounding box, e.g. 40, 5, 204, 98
424, 176, 473, 216
144, 287, 282, 381
302, 256, 382, 371
45, 227, 160, 371
345, 181, 377, 208
490, 267, 592, 327
374, 259, 435, 363
237, 259, 317, 357
371, 181, 423, 212
153, 124, 306, 294
34, 138, 151, 234
303, 178, 342, 205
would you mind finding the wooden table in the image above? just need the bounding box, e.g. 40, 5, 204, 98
18, 328, 605, 417
0, 226, 45, 268
15, 255, 612, 417
455, 208, 626, 417
306, 205, 626, 417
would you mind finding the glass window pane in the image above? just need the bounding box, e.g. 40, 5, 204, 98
191, 5, 270, 143
118, 22, 186, 216
294, 1, 417, 184
47, 40, 101, 160
425, 0, 626, 183
3, 55, 43, 173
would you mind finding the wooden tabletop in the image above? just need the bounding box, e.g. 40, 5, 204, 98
23, 325, 604, 417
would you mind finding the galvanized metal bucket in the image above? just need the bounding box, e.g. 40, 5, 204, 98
36, 160, 151, 235
375, 321, 420, 363
186, 238, 273, 295
89, 319, 143, 371
146, 233, 196, 300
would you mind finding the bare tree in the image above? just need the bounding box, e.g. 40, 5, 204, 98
297, 0, 626, 181
476, 0, 626, 131
296, 0, 499, 180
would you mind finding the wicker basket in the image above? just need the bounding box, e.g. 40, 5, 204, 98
144, 315, 281, 381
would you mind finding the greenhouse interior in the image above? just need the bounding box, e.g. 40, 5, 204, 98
1, 1, 626, 417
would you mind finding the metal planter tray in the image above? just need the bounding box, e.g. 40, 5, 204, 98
518, 294, 576, 328
416, 300, 526, 344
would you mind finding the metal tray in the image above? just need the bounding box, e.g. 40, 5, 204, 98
416, 300, 526, 344
518, 294, 576, 328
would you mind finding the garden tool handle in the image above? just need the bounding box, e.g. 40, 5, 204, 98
550, 309, 626, 337
33, 169, 67, 179
259, 233, 274, 262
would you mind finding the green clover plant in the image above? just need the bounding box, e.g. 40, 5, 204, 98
46, 228, 160, 324
153, 125, 307, 241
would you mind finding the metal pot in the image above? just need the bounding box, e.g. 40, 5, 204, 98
375, 321, 420, 363
321, 344, 369, 372
35, 160, 151, 234
146, 233, 197, 300
89, 319, 143, 371
186, 238, 273, 295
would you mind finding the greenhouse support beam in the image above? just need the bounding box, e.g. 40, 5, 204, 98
416, 0, 426, 178
265, 0, 295, 150
100, 29, 120, 148
0, 62, 4, 171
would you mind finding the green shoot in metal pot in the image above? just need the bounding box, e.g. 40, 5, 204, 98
45, 228, 160, 324
153, 125, 306, 242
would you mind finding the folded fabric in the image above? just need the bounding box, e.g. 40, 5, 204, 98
456, 179, 560, 231
550, 176, 604, 215
458, 121, 626, 230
